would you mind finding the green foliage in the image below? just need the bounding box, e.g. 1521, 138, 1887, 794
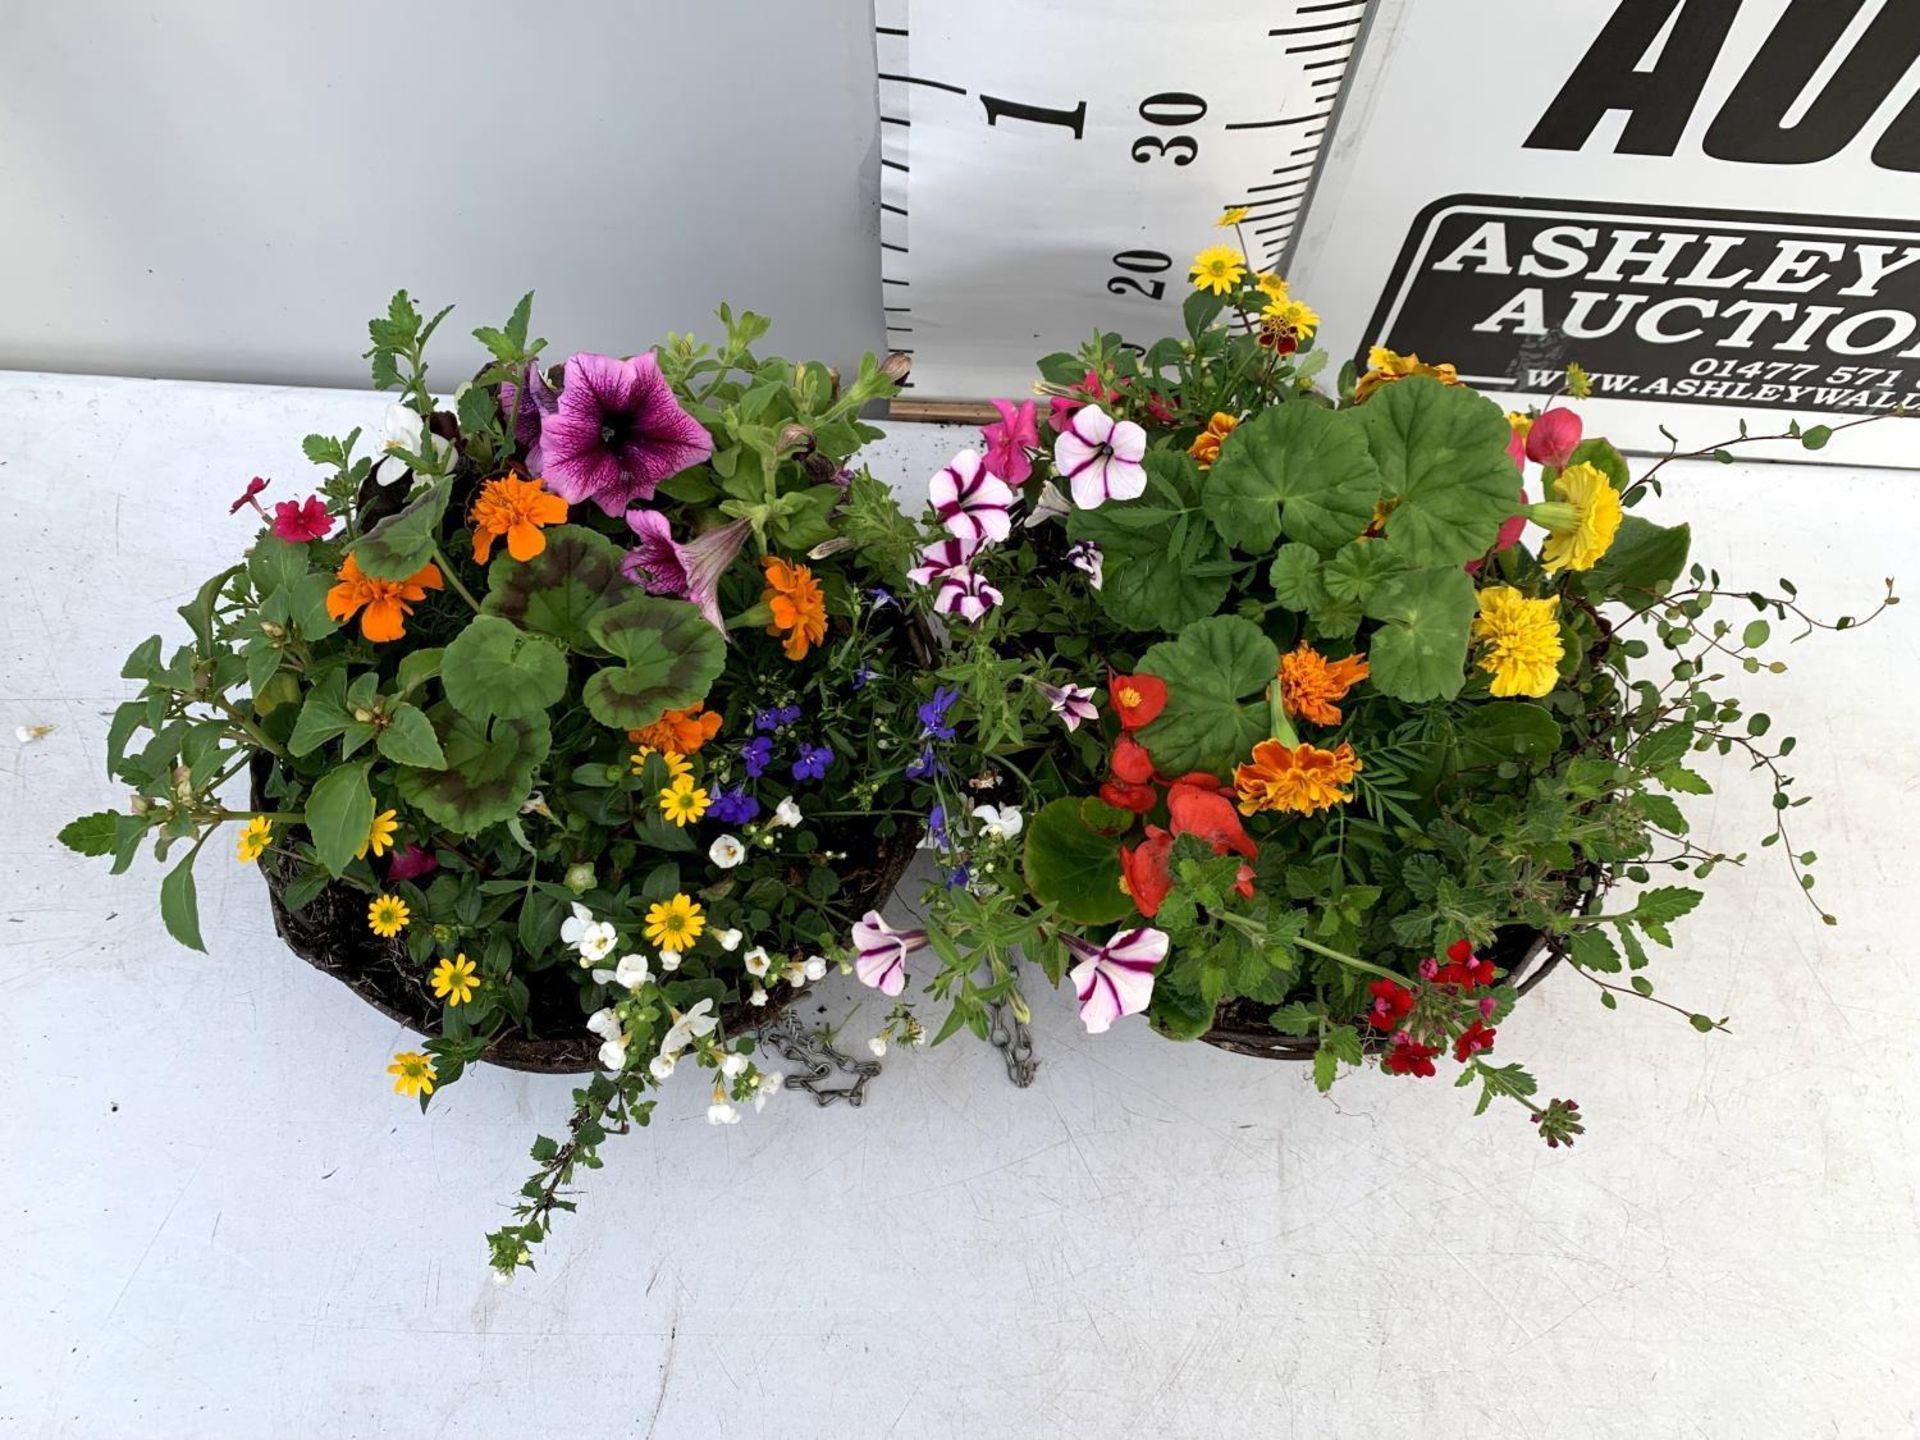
1021, 798, 1136, 925
581, 596, 727, 730
1362, 566, 1478, 702
305, 763, 375, 876
1137, 616, 1279, 774
482, 525, 630, 649
441, 616, 568, 722
351, 480, 452, 580
1358, 377, 1521, 566
1204, 400, 1380, 555
1069, 451, 1238, 630
394, 712, 552, 834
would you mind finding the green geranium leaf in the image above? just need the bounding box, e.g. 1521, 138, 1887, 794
394, 710, 552, 835
1323, 538, 1407, 604
351, 480, 451, 580
483, 525, 631, 650
305, 762, 374, 876
1267, 544, 1328, 611
582, 596, 726, 731
440, 615, 568, 721
1359, 377, 1521, 567
1563, 436, 1630, 491
1203, 401, 1381, 554
1137, 615, 1279, 774
1363, 565, 1478, 702
1583, 517, 1691, 601
1456, 702, 1562, 764
1020, 798, 1137, 925
1069, 451, 1236, 631
375, 701, 449, 768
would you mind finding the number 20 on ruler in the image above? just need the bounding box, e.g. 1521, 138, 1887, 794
981, 89, 1211, 307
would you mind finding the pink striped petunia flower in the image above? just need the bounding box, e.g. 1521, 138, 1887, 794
1065, 926, 1170, 1033
1052, 404, 1147, 511
851, 910, 928, 997
928, 449, 1015, 546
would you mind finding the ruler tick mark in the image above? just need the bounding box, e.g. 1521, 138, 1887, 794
1285, 39, 1351, 53
878, 71, 968, 96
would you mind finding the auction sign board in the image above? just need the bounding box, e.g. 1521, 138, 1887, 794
1290, 0, 1920, 465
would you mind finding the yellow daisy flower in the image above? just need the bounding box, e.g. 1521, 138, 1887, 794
644, 893, 706, 954
358, 808, 399, 860
1256, 271, 1290, 303
235, 815, 272, 864
367, 893, 411, 938
388, 1050, 436, 1098
659, 774, 710, 827
1189, 245, 1247, 296
631, 747, 692, 782
430, 953, 479, 1006
1473, 587, 1564, 698
1533, 461, 1623, 573
1262, 297, 1320, 342
1217, 206, 1251, 228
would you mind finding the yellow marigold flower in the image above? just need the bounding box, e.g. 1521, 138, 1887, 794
1473, 586, 1564, 698
762, 556, 827, 661
644, 893, 706, 953
1262, 297, 1319, 342
235, 815, 272, 864
1353, 347, 1461, 403
358, 808, 399, 860
1187, 412, 1239, 470
1256, 271, 1290, 303
1190, 245, 1247, 296
1507, 411, 1534, 443
1217, 206, 1251, 228
1279, 643, 1370, 727
1233, 740, 1363, 816
469, 474, 568, 565
628, 702, 722, 756
1534, 461, 1623, 573
388, 1050, 436, 1098
430, 953, 479, 1006
367, 893, 411, 938
659, 774, 710, 827
631, 747, 693, 782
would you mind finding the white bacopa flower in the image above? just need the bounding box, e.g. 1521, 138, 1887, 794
773, 796, 803, 828
743, 946, 772, 977
597, 1038, 628, 1072
561, 902, 618, 965
585, 1007, 623, 1042
973, 803, 1024, 841
715, 927, 743, 952
748, 986, 769, 1007
803, 954, 828, 982
707, 1101, 740, 1125
753, 1072, 783, 1110
614, 953, 652, 989
649, 1053, 676, 1081
591, 967, 617, 985
868, 1035, 889, 1057
661, 998, 717, 1054
709, 834, 746, 869
784, 961, 808, 989
720, 1053, 749, 1079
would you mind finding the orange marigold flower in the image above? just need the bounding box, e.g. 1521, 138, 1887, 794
325, 552, 443, 643
1353, 346, 1461, 404
470, 474, 569, 565
1233, 739, 1362, 817
1278, 643, 1369, 727
1187, 412, 1239, 470
762, 556, 827, 661
628, 702, 723, 755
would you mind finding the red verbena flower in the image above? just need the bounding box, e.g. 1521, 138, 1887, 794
1365, 978, 1415, 1031
1384, 1036, 1442, 1078
230, 475, 269, 515
1434, 938, 1497, 990
272, 494, 335, 544
1454, 1019, 1497, 1061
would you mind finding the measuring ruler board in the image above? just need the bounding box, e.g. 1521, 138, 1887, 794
875, 0, 1376, 409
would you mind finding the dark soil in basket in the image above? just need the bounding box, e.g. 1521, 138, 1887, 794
255, 755, 920, 1072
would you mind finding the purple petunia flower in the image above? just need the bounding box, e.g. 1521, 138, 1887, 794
918, 686, 958, 741
1065, 539, 1104, 591
906, 536, 980, 590
539, 352, 714, 516
742, 735, 774, 779
1038, 681, 1100, 733
622, 511, 751, 633
708, 787, 761, 825
928, 448, 1015, 547
499, 362, 558, 464
792, 744, 833, 782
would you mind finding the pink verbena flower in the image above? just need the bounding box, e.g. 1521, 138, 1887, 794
539, 352, 713, 516
1064, 926, 1169, 1033
272, 495, 335, 544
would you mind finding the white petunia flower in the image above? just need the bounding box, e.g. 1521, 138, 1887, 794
773, 796, 803, 828
973, 803, 1024, 841
709, 835, 746, 869
614, 953, 651, 989
743, 946, 772, 977
381, 401, 453, 473
585, 1007, 623, 1042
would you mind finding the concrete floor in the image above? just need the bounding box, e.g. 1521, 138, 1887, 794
2, 371, 1916, 1437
